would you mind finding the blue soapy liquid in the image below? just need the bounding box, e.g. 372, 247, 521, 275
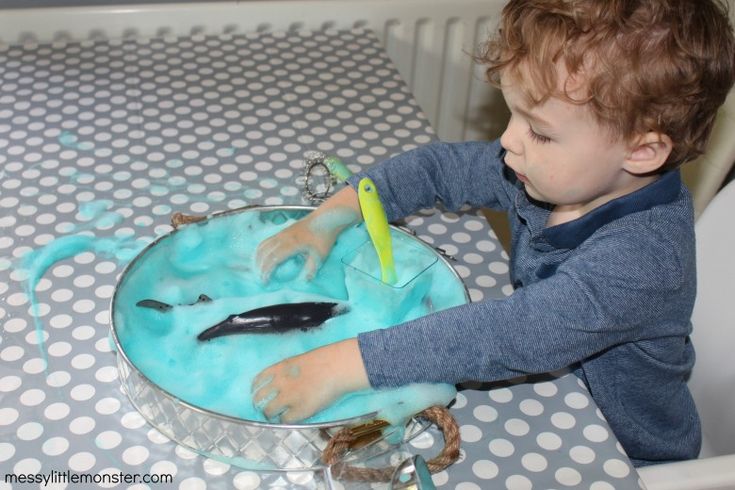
78, 200, 114, 220
21, 233, 146, 368
271, 254, 304, 282
58, 131, 95, 151
150, 184, 169, 196
114, 209, 467, 426
16, 198, 147, 367
93, 212, 125, 229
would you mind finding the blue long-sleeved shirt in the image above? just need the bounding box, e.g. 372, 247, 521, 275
346, 140, 701, 466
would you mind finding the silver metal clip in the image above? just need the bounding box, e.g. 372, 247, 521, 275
390, 454, 436, 490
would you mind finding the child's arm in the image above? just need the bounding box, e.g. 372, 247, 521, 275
252, 140, 515, 421
258, 140, 512, 282
343, 140, 515, 223
256, 185, 362, 283
251, 338, 369, 423
354, 226, 692, 390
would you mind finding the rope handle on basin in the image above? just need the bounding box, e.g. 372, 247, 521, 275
321, 405, 461, 482
171, 212, 207, 228
170, 206, 260, 229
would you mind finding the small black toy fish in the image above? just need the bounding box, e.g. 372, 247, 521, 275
136, 294, 212, 312
197, 301, 348, 341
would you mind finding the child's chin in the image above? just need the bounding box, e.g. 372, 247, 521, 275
523, 184, 541, 199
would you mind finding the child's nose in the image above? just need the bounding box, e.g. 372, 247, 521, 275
500, 119, 522, 156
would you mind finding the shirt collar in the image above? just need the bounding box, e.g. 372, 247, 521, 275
540, 170, 682, 249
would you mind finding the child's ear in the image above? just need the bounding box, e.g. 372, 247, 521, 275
623, 132, 673, 175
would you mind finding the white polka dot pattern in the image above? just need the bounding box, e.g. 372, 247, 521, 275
0, 28, 640, 489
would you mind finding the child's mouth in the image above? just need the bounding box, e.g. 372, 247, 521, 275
515, 171, 529, 184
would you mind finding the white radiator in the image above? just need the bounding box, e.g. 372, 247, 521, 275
1, 0, 733, 214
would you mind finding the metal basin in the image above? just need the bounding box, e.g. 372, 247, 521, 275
109, 205, 468, 471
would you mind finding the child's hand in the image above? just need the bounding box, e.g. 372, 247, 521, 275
251, 338, 370, 423
256, 218, 336, 283
256, 186, 362, 283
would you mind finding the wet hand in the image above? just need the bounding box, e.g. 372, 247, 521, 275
251, 339, 369, 423
255, 219, 331, 284
255, 186, 361, 284
251, 353, 341, 423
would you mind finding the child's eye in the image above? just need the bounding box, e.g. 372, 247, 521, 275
527, 127, 551, 144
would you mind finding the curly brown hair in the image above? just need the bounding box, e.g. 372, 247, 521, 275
478, 0, 735, 169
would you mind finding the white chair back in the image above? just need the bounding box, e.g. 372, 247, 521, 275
689, 180, 735, 458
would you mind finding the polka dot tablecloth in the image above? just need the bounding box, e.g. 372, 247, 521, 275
0, 29, 643, 489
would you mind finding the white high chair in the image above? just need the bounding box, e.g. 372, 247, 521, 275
638, 180, 735, 489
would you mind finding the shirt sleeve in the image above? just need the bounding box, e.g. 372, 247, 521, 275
345, 139, 517, 221
357, 222, 693, 387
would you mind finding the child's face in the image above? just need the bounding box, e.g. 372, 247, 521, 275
499, 70, 638, 214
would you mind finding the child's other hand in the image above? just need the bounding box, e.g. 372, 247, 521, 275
251, 339, 370, 423
255, 186, 362, 284
255, 218, 335, 284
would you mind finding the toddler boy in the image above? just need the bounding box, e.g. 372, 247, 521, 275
253, 0, 735, 465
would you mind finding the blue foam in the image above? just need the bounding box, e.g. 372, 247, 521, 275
113, 209, 467, 426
